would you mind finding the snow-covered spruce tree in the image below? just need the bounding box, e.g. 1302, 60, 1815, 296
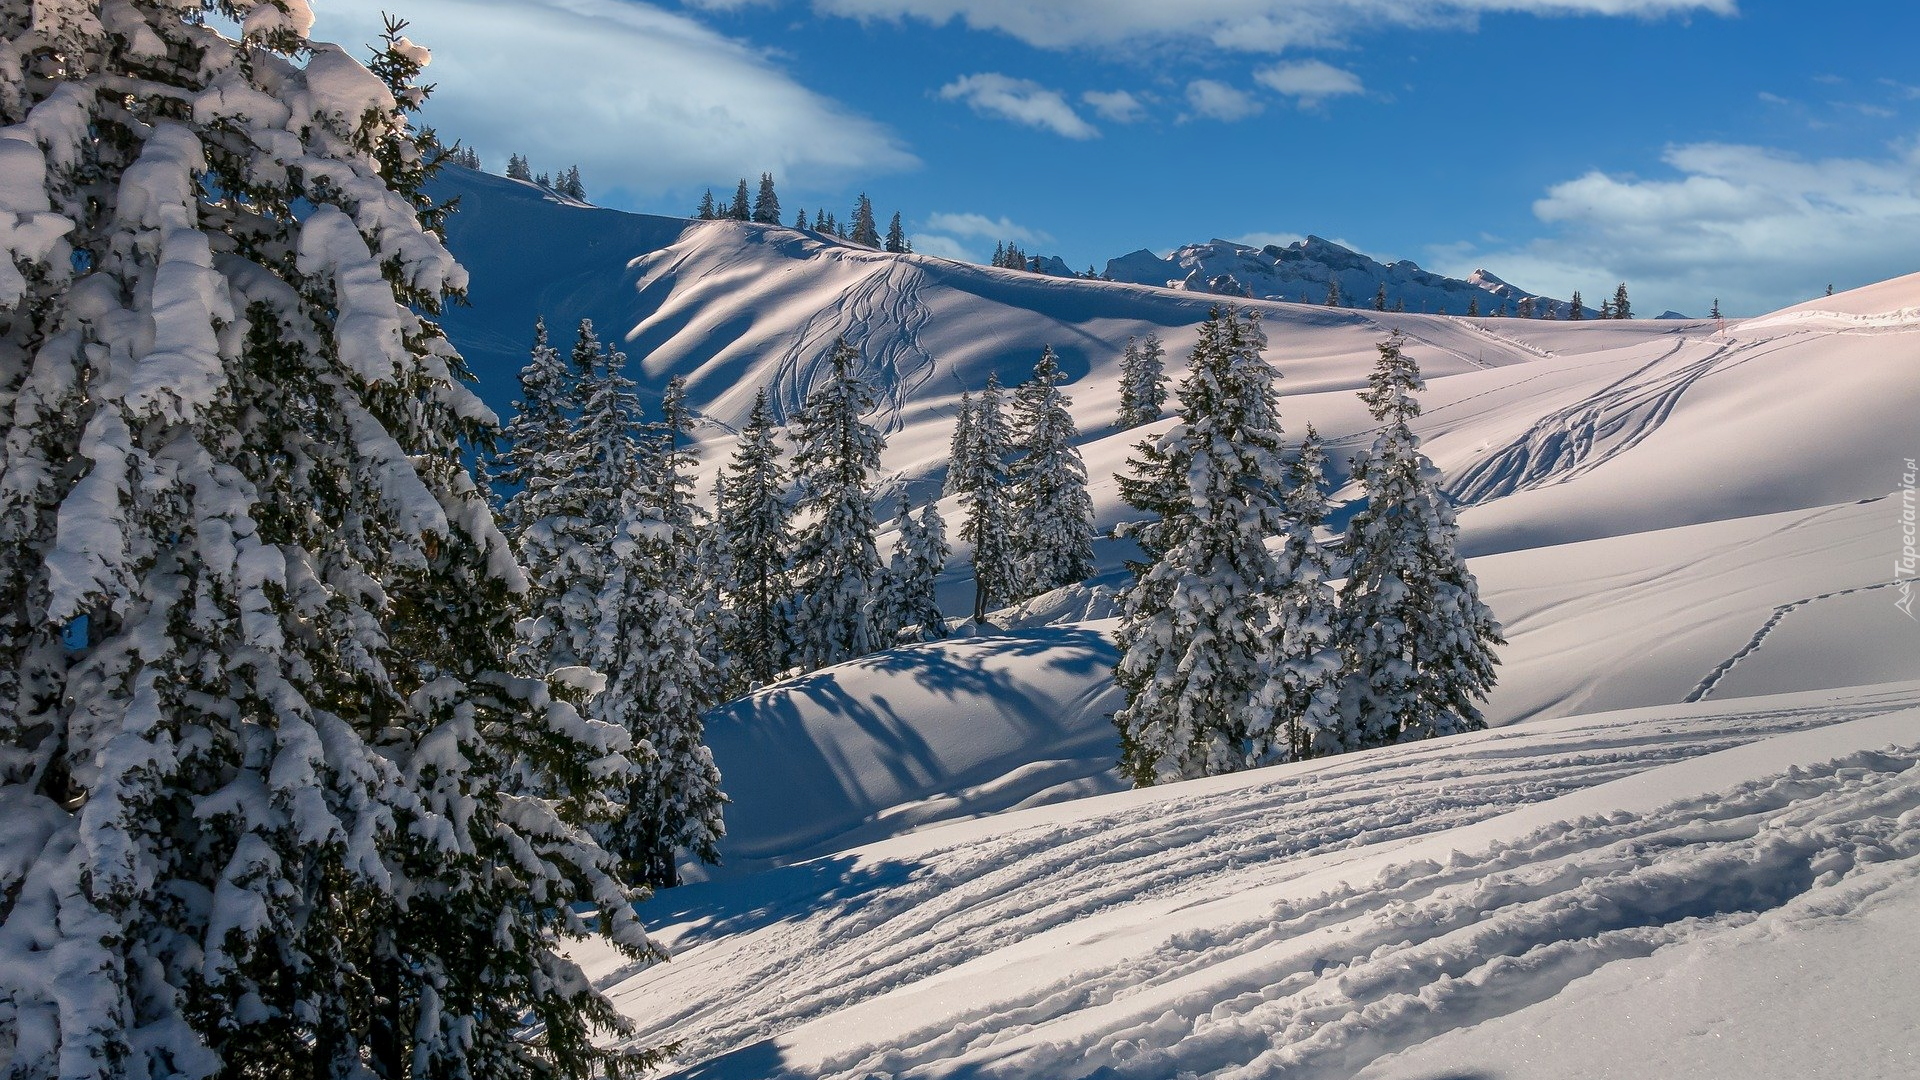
1336, 333, 1504, 747
1111, 307, 1293, 785
696, 188, 716, 219
849, 193, 880, 247
593, 376, 724, 888
943, 389, 975, 495
0, 10, 659, 1080
788, 338, 885, 670
956, 372, 1017, 621
719, 388, 795, 688
1256, 424, 1346, 760
1114, 332, 1166, 429
884, 211, 909, 254
751, 170, 780, 225
1010, 346, 1093, 596
875, 497, 948, 645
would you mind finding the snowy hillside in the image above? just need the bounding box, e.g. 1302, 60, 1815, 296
585, 684, 1920, 1079
430, 168, 1920, 1076
1103, 235, 1572, 317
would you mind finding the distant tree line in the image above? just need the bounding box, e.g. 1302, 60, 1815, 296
694, 174, 914, 253
505, 152, 587, 199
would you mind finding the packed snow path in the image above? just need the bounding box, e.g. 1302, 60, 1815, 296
592, 684, 1920, 1078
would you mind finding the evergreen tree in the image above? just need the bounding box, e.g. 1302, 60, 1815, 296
752, 171, 781, 224
1711, 297, 1722, 319
535, 170, 552, 188
1598, 297, 1614, 319
1325, 279, 1341, 306
1011, 348, 1095, 595
1116, 333, 1168, 429
506, 151, 533, 180
1569, 290, 1585, 320
813, 208, 829, 232
1392, 298, 1407, 313
794, 207, 808, 228
956, 374, 1018, 620
594, 379, 725, 888
1374, 283, 1388, 311
1517, 296, 1537, 319
992, 241, 1007, 267
1112, 308, 1293, 784
1612, 282, 1632, 319
825, 212, 840, 237
788, 340, 886, 669
697, 188, 717, 219
1256, 425, 1345, 759
1466, 296, 1480, 317
944, 391, 977, 495
729, 178, 751, 221
0, 14, 659, 1080
879, 501, 950, 643
850, 193, 881, 246
1337, 334, 1504, 747
719, 389, 796, 689
557, 164, 585, 200
1826, 283, 1835, 297
884, 211, 910, 253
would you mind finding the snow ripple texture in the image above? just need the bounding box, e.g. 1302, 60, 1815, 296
602, 688, 1920, 1078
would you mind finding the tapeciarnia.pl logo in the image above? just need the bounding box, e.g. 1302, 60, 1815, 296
1899, 458, 1917, 620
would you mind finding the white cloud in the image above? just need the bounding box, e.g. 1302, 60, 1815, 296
1083, 89, 1149, 123
910, 233, 978, 261
782, 1, 1734, 53
923, 212, 1051, 245
1185, 79, 1264, 122
1233, 230, 1307, 249
937, 73, 1099, 139
1440, 135, 1920, 316
312, 1, 915, 204
1254, 59, 1364, 104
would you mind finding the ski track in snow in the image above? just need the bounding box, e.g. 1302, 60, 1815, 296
768, 259, 939, 435
1686, 579, 1910, 703
606, 691, 1920, 1078
1448, 335, 1804, 506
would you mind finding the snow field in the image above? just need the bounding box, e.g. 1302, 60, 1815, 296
589, 686, 1920, 1078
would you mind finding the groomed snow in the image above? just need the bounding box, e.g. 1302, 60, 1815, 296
587, 685, 1920, 1079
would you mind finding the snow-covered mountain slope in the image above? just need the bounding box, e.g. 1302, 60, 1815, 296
585, 684, 1920, 1079
1104, 235, 1571, 317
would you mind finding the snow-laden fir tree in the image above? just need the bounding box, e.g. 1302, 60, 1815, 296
697, 188, 717, 219
1115, 332, 1167, 428
593, 377, 725, 888
1256, 425, 1345, 760
849, 193, 881, 247
956, 373, 1018, 621
719, 388, 795, 689
884, 211, 910, 253
943, 390, 975, 495
1336, 334, 1504, 747
1112, 308, 1294, 785
0, 10, 659, 1079
788, 339, 885, 669
1011, 347, 1094, 595
729, 177, 751, 220
752, 171, 780, 225
1569, 290, 1585, 320
875, 498, 949, 645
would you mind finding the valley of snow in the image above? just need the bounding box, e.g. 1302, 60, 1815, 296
431, 170, 1919, 1077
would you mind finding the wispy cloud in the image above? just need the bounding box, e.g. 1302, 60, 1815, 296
937, 73, 1099, 139
316, 0, 914, 203
1441, 135, 1920, 315
922, 212, 1051, 245
1082, 89, 1149, 123
1255, 59, 1364, 105
1184, 79, 1264, 122
775, 0, 1734, 52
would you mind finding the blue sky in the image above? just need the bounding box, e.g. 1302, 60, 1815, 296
318, 1, 1920, 316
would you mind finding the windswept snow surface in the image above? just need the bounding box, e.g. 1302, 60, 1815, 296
593, 687, 1920, 1079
